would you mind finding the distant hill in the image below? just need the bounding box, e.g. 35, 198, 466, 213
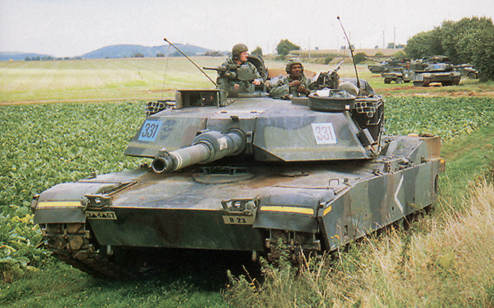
0, 52, 54, 61
81, 44, 218, 59
0, 43, 224, 61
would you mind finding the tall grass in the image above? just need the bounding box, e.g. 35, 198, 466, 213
225, 177, 494, 307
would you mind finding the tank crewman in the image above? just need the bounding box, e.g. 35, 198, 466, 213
268, 59, 314, 99
217, 43, 262, 96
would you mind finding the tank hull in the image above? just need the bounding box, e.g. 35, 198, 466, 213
33, 135, 443, 276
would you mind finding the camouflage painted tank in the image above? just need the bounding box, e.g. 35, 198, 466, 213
382, 68, 412, 84
31, 60, 444, 278
368, 62, 388, 74
368, 58, 409, 74
413, 63, 461, 87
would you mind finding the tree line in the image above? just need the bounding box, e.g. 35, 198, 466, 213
405, 17, 494, 81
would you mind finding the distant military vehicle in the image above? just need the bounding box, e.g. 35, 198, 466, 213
409, 59, 428, 71
30, 32, 444, 278
454, 64, 479, 79
368, 61, 388, 73
382, 68, 412, 84
368, 57, 409, 74
413, 63, 461, 87
426, 55, 451, 64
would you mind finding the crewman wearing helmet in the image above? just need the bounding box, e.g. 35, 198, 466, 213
269, 59, 314, 99
217, 43, 262, 96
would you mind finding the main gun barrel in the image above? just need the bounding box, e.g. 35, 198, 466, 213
151, 129, 246, 174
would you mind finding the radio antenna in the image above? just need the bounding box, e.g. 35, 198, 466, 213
163, 37, 217, 87
336, 16, 361, 91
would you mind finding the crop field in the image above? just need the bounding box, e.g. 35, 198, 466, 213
1, 58, 494, 306
2, 57, 493, 105
0, 58, 218, 103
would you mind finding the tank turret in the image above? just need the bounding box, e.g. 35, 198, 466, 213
125, 86, 383, 163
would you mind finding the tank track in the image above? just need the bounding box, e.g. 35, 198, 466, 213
41, 223, 134, 279
265, 230, 308, 267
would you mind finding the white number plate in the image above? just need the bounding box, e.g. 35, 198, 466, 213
311, 123, 337, 144
222, 215, 255, 225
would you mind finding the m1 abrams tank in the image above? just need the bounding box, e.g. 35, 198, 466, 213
382, 69, 412, 84
368, 62, 388, 74
413, 63, 461, 87
31, 55, 444, 279
368, 58, 409, 74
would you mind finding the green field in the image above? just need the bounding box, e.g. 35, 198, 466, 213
0, 58, 219, 103
0, 57, 343, 103
1, 58, 494, 307
1, 57, 492, 105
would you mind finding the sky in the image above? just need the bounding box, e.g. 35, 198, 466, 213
1, 0, 493, 57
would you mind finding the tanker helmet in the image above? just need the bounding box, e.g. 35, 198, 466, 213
232, 43, 249, 59
285, 59, 304, 74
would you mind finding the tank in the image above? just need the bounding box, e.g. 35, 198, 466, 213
368, 57, 409, 74
381, 68, 412, 84
413, 62, 461, 86
30, 59, 445, 278
368, 62, 388, 74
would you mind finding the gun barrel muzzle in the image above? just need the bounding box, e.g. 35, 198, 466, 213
151, 129, 246, 174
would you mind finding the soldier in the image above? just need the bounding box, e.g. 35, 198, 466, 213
217, 43, 262, 96
269, 59, 314, 99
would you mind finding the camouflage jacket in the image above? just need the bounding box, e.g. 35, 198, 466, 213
269, 74, 314, 99
217, 57, 262, 96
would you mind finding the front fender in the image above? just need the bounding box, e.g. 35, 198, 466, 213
253, 187, 334, 233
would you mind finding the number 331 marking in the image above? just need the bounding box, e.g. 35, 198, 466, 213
138, 120, 162, 142
311, 123, 337, 144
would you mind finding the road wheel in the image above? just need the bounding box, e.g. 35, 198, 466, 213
413, 81, 423, 87
384, 78, 391, 84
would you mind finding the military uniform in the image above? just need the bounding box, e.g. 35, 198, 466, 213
217, 57, 262, 96
269, 59, 315, 99
269, 74, 313, 99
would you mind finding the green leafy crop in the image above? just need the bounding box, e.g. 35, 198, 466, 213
385, 96, 494, 141
1, 96, 493, 281
0, 102, 145, 281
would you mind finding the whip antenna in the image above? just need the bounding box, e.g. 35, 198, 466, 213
163, 37, 217, 87
336, 16, 361, 90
